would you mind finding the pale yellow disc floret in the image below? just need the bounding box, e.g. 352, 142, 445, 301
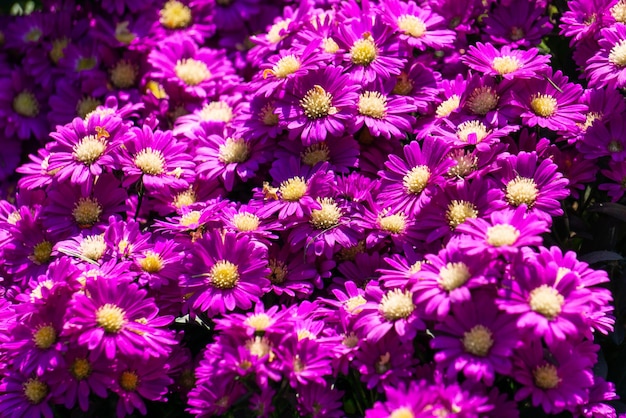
403, 165, 431, 194
390, 407, 415, 418
301, 142, 330, 166
232, 212, 260, 232
245, 313, 272, 331
446, 200, 478, 228
209, 260, 239, 289
456, 120, 489, 143
71, 358, 92, 380
439, 262, 471, 291
397, 14, 427, 38
462, 324, 494, 357
506, 176, 539, 207
73, 134, 107, 165
378, 211, 407, 234
72, 197, 102, 228
175, 58, 210, 86
267, 19, 291, 44
358, 91, 387, 119
23, 378, 48, 404
96, 303, 127, 333
13, 91, 39, 117
160, 0, 192, 29
139, 251, 164, 273
219, 137, 250, 164
199, 101, 233, 123
610, 39, 626, 67
530, 94, 558, 118
279, 176, 307, 201
379, 288, 415, 321
491, 55, 521, 75
271, 55, 301, 78
80, 234, 107, 261
486, 224, 520, 247
134, 147, 166, 175
467, 86, 499, 115
533, 363, 560, 389
310, 197, 342, 230
612, 0, 626, 23
529, 284, 564, 320
33, 325, 57, 349
300, 85, 336, 120
350, 33, 378, 65
110, 60, 137, 89
436, 95, 460, 118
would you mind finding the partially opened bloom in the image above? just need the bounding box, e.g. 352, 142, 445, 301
462, 43, 550, 79
64, 276, 176, 360
183, 229, 270, 316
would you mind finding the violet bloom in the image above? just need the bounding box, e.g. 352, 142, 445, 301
456, 205, 549, 258
512, 339, 595, 414
413, 240, 494, 320
600, 160, 626, 202
0, 71, 49, 140
431, 290, 519, 385
132, 238, 185, 290
265, 243, 319, 299
119, 124, 194, 192
577, 115, 626, 161
560, 0, 613, 43
64, 276, 176, 360
378, 138, 453, 216
496, 151, 570, 222
377, 0, 456, 50
0, 372, 54, 418
462, 43, 550, 79
353, 280, 425, 343
183, 229, 270, 316
277, 65, 359, 145
148, 0, 215, 44
276, 336, 333, 388
148, 34, 237, 100
275, 135, 360, 174
512, 70, 587, 132
482, 0, 553, 48
42, 173, 128, 236
296, 382, 345, 418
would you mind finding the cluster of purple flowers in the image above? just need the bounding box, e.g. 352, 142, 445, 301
0, 0, 623, 417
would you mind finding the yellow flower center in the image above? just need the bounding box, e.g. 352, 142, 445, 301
13, 91, 39, 117
301, 142, 330, 166
120, 370, 140, 391
145, 80, 167, 99
397, 14, 426, 38
50, 37, 69, 64
267, 259, 287, 284
462, 324, 494, 356
533, 363, 560, 389
342, 332, 359, 348
25, 27, 42, 43
506, 176, 539, 207
30, 280, 53, 301
76, 97, 101, 119
179, 210, 201, 227
73, 197, 102, 228
491, 55, 521, 75
246, 336, 274, 359
115, 21, 136, 44
529, 284, 564, 320
612, 0, 626, 23
23, 378, 48, 404
267, 19, 291, 44
456, 120, 489, 143
96, 303, 127, 333
31, 240, 53, 265
610, 39, 626, 67
160, 0, 192, 29
393, 72, 413, 96
33, 325, 57, 349
80, 234, 107, 261
379, 288, 415, 321
403, 165, 431, 194
375, 352, 391, 374
175, 59, 210, 86
300, 85, 336, 120
232, 212, 260, 231
139, 251, 164, 273
73, 134, 107, 165
439, 262, 471, 291
279, 176, 307, 201
345, 295, 367, 313
436, 95, 460, 118
245, 313, 272, 331
358, 91, 387, 119
209, 260, 239, 289
259, 103, 279, 126
76, 56, 97, 72
378, 212, 407, 234
337, 241, 365, 261
486, 224, 520, 247
390, 407, 415, 418
134, 147, 165, 175
174, 189, 197, 209
446, 200, 478, 228
271, 55, 300, 78
467, 86, 498, 116
530, 94, 558, 117
218, 137, 250, 164
310, 197, 342, 230
110, 60, 137, 89
350, 33, 377, 65
608, 139, 623, 153
322, 37, 339, 53
71, 358, 92, 380
447, 150, 477, 178
199, 101, 233, 122
410, 261, 425, 274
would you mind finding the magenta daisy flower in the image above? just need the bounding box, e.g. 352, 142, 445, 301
132, 238, 185, 290
219, 203, 279, 248
353, 280, 424, 343
183, 229, 270, 316
42, 173, 128, 236
148, 0, 215, 44
265, 243, 318, 299
482, 0, 553, 48
461, 43, 551, 79
560, 0, 613, 43
64, 276, 176, 360
455, 205, 550, 258
413, 240, 494, 320
0, 371, 54, 418
378, 138, 453, 216
512, 339, 595, 414
275, 135, 360, 174
147, 34, 237, 100
119, 124, 194, 191
378, 0, 456, 50
431, 290, 519, 385
277, 65, 359, 145
577, 115, 626, 161
276, 336, 333, 388
495, 151, 570, 222
511, 69, 587, 132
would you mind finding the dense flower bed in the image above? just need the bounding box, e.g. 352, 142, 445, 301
0, 0, 625, 417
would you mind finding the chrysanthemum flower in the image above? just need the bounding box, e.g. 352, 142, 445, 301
119, 124, 194, 191
378, 138, 453, 215
462, 43, 550, 79
512, 339, 595, 414
183, 229, 270, 316
455, 205, 549, 258
277, 65, 359, 145
431, 291, 519, 385
511, 70, 587, 132
64, 276, 176, 360
148, 35, 237, 99
482, 0, 553, 48
378, 0, 456, 50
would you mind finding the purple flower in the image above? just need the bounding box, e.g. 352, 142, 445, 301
0, 71, 49, 140
482, 0, 553, 48
462, 43, 551, 79
0, 372, 54, 418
